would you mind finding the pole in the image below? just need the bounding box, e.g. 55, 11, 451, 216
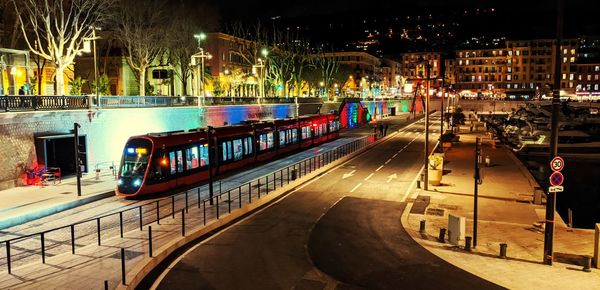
423, 61, 430, 190
74, 123, 82, 196
200, 50, 205, 106
92, 27, 99, 109
474, 137, 480, 247
208, 126, 214, 205
544, 0, 563, 266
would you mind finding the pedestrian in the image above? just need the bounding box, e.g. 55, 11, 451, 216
384, 123, 389, 136
378, 123, 383, 136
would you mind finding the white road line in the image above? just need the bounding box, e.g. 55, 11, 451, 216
401, 165, 425, 203
350, 182, 363, 193
376, 165, 384, 171
364, 173, 374, 181
392, 153, 398, 158
385, 159, 392, 164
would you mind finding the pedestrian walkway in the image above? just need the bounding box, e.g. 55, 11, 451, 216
402, 117, 599, 289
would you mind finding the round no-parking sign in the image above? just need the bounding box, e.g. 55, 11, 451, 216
549, 171, 564, 187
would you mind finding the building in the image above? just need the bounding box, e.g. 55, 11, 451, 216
400, 52, 442, 92
454, 48, 507, 97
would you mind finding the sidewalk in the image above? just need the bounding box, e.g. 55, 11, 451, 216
403, 118, 599, 289
0, 174, 117, 230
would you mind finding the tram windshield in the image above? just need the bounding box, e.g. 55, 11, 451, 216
120, 139, 152, 179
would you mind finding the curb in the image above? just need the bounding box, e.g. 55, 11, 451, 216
0, 191, 115, 230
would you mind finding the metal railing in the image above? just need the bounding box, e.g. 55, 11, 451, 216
0, 95, 326, 112
0, 133, 377, 284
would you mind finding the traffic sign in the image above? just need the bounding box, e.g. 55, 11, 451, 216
550, 157, 564, 172
549, 171, 564, 187
549, 186, 564, 193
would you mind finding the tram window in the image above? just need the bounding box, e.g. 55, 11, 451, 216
243, 137, 253, 156
291, 129, 298, 143
221, 140, 234, 162
169, 152, 176, 174
279, 130, 286, 147
186, 146, 199, 170
259, 132, 274, 151
221, 141, 228, 161
176, 150, 183, 173
148, 152, 167, 182
301, 126, 311, 140
199, 144, 209, 167
233, 139, 243, 161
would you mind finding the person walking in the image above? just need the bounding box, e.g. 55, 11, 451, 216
384, 123, 389, 136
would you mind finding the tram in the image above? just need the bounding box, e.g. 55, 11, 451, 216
116, 114, 340, 197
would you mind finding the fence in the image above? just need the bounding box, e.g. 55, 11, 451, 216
0, 133, 376, 287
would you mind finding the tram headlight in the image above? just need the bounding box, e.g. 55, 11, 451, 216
118, 179, 123, 186
133, 178, 142, 187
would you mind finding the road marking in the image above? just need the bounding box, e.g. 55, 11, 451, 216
342, 170, 356, 179
350, 182, 363, 193
387, 173, 398, 183
376, 165, 384, 171
385, 159, 392, 164
364, 173, 374, 181
392, 153, 398, 158
401, 166, 425, 203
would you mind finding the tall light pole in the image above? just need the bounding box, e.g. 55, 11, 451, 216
83, 27, 101, 109
253, 49, 268, 105
193, 33, 211, 106
544, 0, 563, 266
418, 56, 432, 190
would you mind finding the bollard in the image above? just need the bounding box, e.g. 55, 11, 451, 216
185, 191, 189, 213
583, 256, 592, 272
248, 182, 252, 203
197, 187, 201, 208
6, 240, 11, 274
239, 187, 242, 208
216, 194, 220, 219
156, 200, 160, 224
104, 280, 109, 290
499, 243, 508, 259
419, 220, 426, 233
417, 179, 421, 189
121, 248, 126, 285
148, 226, 153, 257
202, 200, 206, 225
438, 228, 446, 243
228, 190, 231, 213
465, 236, 472, 252
171, 195, 175, 219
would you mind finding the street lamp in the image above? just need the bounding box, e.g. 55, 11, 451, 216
83, 26, 101, 109
191, 48, 212, 106
417, 56, 432, 190
252, 57, 267, 105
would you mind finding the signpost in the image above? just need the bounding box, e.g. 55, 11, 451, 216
544, 155, 565, 265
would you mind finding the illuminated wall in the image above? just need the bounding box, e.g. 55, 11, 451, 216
0, 104, 297, 189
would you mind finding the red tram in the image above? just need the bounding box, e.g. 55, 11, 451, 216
116, 114, 340, 197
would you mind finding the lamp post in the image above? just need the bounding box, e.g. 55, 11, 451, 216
418, 56, 431, 190
83, 27, 101, 109
193, 33, 211, 106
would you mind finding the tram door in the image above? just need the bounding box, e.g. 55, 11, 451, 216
35, 134, 88, 177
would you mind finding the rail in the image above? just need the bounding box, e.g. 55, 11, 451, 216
0, 132, 377, 286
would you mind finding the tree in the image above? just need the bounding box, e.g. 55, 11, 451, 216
166, 18, 197, 96
11, 0, 114, 95
115, 0, 167, 96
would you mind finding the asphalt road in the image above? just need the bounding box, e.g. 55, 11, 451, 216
152, 116, 504, 290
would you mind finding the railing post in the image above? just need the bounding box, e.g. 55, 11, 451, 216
171, 195, 175, 219
248, 182, 252, 203
121, 248, 126, 285
257, 178, 261, 198
216, 194, 220, 219
185, 190, 189, 213
239, 187, 242, 208
228, 190, 231, 213
6, 240, 11, 274
203, 200, 206, 225
266, 175, 269, 193
97, 218, 101, 246
148, 226, 153, 257
119, 212, 124, 238
41, 232, 46, 264
280, 170, 283, 187
139, 206, 143, 231
156, 200, 160, 224
71, 225, 75, 254
181, 210, 186, 237
197, 187, 201, 208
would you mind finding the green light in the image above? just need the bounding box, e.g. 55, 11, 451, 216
261, 48, 269, 57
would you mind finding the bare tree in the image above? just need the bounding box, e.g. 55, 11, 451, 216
11, 0, 114, 95
114, 0, 167, 96
166, 18, 198, 96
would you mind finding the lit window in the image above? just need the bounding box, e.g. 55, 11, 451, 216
507, 84, 511, 89
570, 49, 575, 55
508, 51, 512, 56
595, 75, 599, 80
578, 75, 582, 81
562, 57, 567, 63
507, 75, 512, 81
569, 82, 573, 88
516, 50, 520, 56
595, 84, 599, 90
595, 66, 600, 72
459, 60, 463, 65
588, 75, 592, 81
562, 73, 566, 80
570, 57, 575, 62
569, 74, 574, 80
563, 48, 568, 55
466, 60, 469, 65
